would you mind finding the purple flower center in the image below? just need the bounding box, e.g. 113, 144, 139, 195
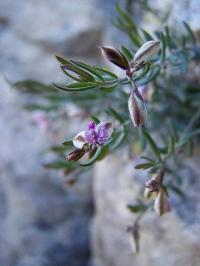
85, 121, 112, 146
88, 121, 96, 130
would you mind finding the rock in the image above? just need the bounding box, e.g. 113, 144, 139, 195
0, 0, 105, 264
0, 74, 93, 266
91, 152, 200, 266
142, 0, 200, 33
0, 0, 103, 82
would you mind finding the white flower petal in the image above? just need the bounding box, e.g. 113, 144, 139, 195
73, 131, 86, 149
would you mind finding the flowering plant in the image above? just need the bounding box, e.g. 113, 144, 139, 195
67, 121, 113, 161
13, 5, 200, 253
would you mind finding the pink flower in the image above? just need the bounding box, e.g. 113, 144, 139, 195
73, 121, 113, 149
32, 111, 49, 131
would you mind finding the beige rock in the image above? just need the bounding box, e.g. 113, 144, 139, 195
91, 154, 200, 266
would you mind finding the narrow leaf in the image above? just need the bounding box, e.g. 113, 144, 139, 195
70, 60, 105, 81
53, 82, 96, 92
91, 115, 100, 124
183, 21, 196, 44
127, 204, 146, 213
134, 162, 154, 169
62, 140, 74, 147
142, 129, 161, 161
109, 107, 125, 123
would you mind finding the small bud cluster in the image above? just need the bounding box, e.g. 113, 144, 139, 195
101, 41, 160, 128
127, 221, 140, 253
144, 169, 171, 216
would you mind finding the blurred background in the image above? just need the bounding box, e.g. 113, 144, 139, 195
0, 0, 200, 266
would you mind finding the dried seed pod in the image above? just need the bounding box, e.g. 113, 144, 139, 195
154, 186, 171, 216
144, 187, 158, 200
127, 222, 140, 253
100, 46, 129, 70
66, 148, 86, 161
130, 40, 160, 67
64, 176, 78, 187
88, 145, 97, 159
145, 176, 161, 192
128, 88, 147, 127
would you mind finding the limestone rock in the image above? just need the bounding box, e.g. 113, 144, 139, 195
91, 153, 200, 266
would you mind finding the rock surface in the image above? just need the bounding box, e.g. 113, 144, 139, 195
91, 154, 200, 266
0, 75, 94, 266
0, 0, 103, 265
0, 0, 103, 82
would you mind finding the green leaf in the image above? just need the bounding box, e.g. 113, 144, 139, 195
91, 115, 100, 124
100, 86, 116, 93
70, 60, 105, 81
61, 66, 83, 82
164, 26, 176, 49
183, 21, 196, 44
43, 160, 77, 170
159, 32, 166, 62
179, 128, 200, 146
14, 80, 55, 94
134, 162, 154, 169
140, 156, 154, 162
97, 145, 109, 160
93, 66, 118, 78
137, 65, 161, 85
50, 145, 68, 153
98, 79, 120, 93
127, 204, 147, 213
121, 46, 133, 60
53, 82, 97, 92
134, 62, 150, 81
110, 131, 126, 150
169, 184, 186, 199
116, 4, 137, 32
23, 104, 58, 112
109, 107, 125, 123
56, 55, 95, 81
142, 129, 161, 161
62, 140, 74, 147
115, 4, 142, 47
167, 135, 175, 156
56, 55, 69, 65
141, 29, 154, 41
79, 145, 109, 167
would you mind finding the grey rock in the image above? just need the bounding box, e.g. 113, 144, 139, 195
0, 0, 103, 82
91, 154, 200, 266
0, 33, 93, 266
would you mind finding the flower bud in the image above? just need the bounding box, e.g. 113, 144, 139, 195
88, 145, 97, 159
100, 46, 129, 70
144, 187, 158, 200
145, 176, 160, 192
127, 222, 140, 253
66, 148, 86, 161
64, 176, 78, 187
154, 187, 171, 216
128, 88, 147, 127
130, 40, 160, 67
